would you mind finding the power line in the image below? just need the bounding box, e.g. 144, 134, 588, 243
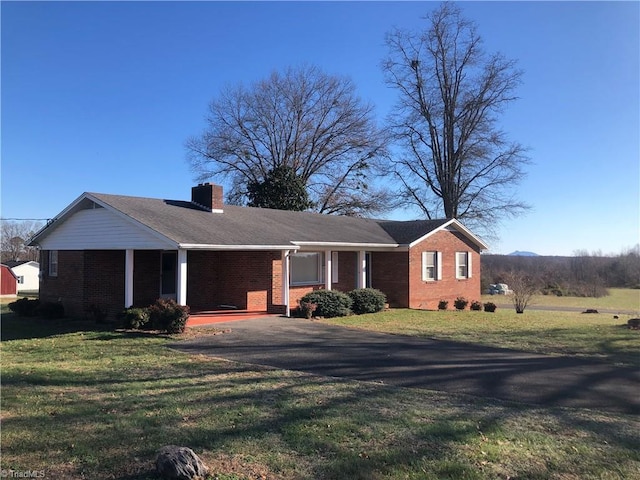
1, 218, 50, 221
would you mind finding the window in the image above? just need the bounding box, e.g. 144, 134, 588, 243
49, 250, 58, 277
421, 251, 442, 281
456, 251, 473, 279
290, 252, 324, 285
17, 276, 24, 284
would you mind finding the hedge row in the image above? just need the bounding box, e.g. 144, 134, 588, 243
298, 288, 387, 318
120, 298, 190, 333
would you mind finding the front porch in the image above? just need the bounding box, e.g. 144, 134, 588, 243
187, 308, 278, 327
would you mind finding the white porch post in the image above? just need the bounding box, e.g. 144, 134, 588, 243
125, 249, 134, 308
282, 250, 291, 317
324, 249, 332, 290
177, 249, 188, 306
357, 250, 367, 289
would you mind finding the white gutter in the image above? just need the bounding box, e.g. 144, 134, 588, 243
291, 241, 400, 250
178, 243, 299, 251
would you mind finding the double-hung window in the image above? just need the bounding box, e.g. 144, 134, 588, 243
290, 252, 324, 285
49, 250, 58, 277
456, 251, 472, 279
422, 251, 442, 281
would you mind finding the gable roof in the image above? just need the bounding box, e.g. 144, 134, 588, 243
29, 191, 488, 251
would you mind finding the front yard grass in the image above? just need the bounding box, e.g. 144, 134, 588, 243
1, 305, 639, 479
324, 308, 640, 367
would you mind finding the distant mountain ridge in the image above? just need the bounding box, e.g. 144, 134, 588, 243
508, 251, 539, 257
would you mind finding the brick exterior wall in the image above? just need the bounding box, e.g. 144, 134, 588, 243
39, 250, 124, 319
407, 230, 482, 310
39, 232, 482, 319
370, 251, 409, 308
187, 250, 283, 313
133, 250, 161, 308
39, 250, 85, 318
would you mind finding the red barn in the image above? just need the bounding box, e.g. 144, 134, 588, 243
0, 264, 18, 297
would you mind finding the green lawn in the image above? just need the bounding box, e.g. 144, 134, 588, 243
323, 308, 640, 367
481, 287, 640, 312
1, 294, 639, 479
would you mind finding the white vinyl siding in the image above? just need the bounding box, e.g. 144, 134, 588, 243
290, 252, 324, 285
37, 208, 175, 250
456, 251, 473, 279
422, 251, 442, 281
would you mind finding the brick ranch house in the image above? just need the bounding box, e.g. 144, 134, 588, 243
29, 183, 488, 319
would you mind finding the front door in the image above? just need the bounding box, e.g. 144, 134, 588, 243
161, 251, 177, 298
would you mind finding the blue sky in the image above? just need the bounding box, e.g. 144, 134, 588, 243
2, 1, 638, 256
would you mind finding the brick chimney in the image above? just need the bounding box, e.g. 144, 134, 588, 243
191, 183, 224, 212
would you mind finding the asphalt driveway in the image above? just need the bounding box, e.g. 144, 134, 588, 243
170, 317, 640, 414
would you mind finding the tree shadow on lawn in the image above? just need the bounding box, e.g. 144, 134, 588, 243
1, 312, 114, 341
2, 353, 639, 480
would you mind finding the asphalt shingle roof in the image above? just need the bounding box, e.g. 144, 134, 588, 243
88, 192, 452, 248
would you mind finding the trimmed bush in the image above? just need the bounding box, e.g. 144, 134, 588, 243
470, 300, 483, 311
37, 301, 65, 319
438, 300, 448, 310
300, 290, 352, 318
454, 297, 468, 310
484, 302, 497, 313
147, 298, 190, 334
348, 288, 386, 315
120, 307, 151, 329
8, 298, 40, 317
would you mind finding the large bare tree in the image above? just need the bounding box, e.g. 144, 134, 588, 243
1, 220, 43, 262
383, 2, 530, 233
187, 65, 393, 216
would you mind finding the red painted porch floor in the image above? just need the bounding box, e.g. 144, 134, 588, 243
187, 310, 279, 327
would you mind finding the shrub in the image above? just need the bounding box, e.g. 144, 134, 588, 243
8, 298, 40, 317
348, 288, 386, 315
37, 301, 65, 319
120, 307, 151, 329
300, 290, 352, 318
454, 297, 468, 310
470, 300, 482, 311
438, 300, 448, 310
147, 298, 190, 334
484, 302, 497, 313
299, 301, 317, 319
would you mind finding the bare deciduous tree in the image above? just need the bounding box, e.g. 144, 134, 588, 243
1, 220, 43, 262
186, 65, 393, 216
503, 270, 539, 314
383, 2, 530, 234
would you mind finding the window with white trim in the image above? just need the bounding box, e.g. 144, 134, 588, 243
331, 251, 339, 283
455, 251, 473, 279
290, 252, 324, 285
49, 250, 58, 277
422, 251, 442, 281
17, 276, 24, 284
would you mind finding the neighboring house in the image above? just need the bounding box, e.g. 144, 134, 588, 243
0, 264, 18, 297
28, 183, 488, 319
6, 261, 40, 293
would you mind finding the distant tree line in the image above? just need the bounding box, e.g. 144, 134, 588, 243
482, 247, 640, 298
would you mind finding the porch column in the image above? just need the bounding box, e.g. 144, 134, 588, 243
324, 249, 332, 290
177, 249, 188, 306
125, 249, 134, 308
282, 250, 290, 317
357, 250, 367, 289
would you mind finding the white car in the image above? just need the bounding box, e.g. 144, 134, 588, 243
486, 283, 513, 295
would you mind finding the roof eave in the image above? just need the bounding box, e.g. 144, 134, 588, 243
178, 243, 299, 251
408, 219, 489, 250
